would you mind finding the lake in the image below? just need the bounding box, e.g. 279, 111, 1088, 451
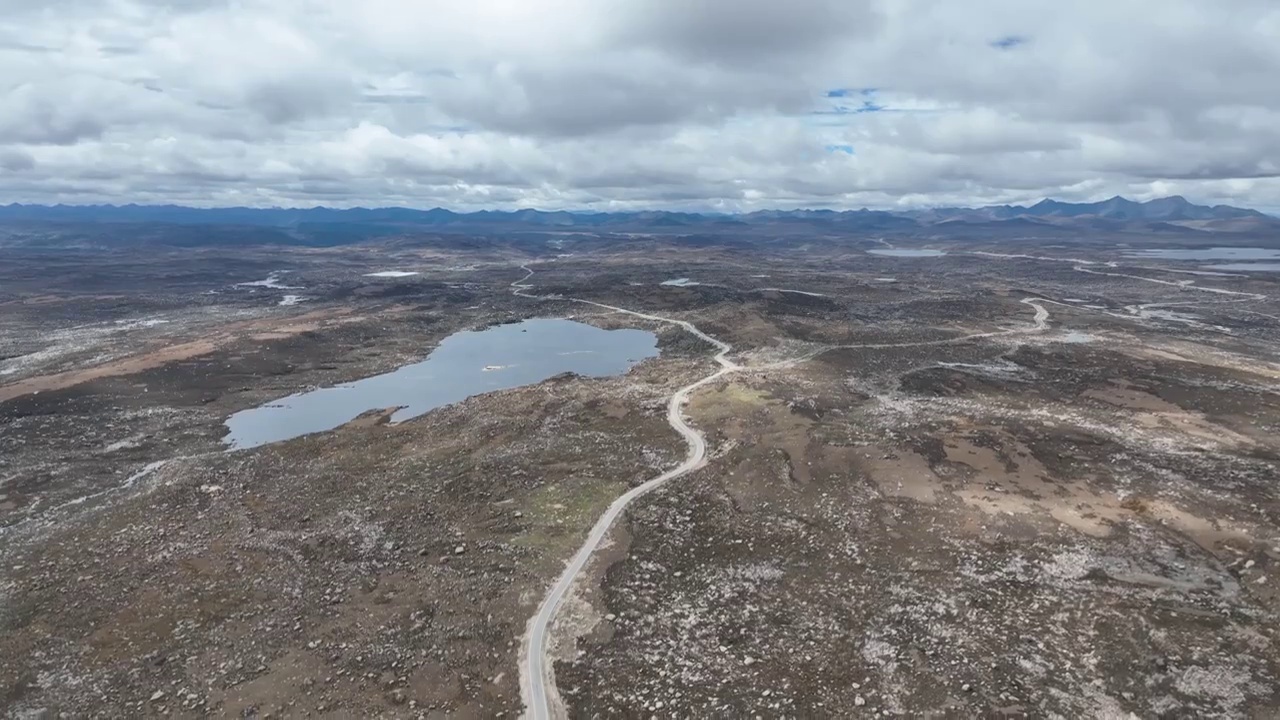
1204, 263, 1280, 272
1123, 247, 1280, 261
867, 249, 947, 257
223, 318, 660, 450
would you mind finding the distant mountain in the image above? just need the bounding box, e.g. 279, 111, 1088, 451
899, 195, 1273, 233
0, 196, 1273, 245
1011, 195, 1267, 221
0, 203, 718, 229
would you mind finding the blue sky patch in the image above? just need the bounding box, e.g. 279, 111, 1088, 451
825, 144, 855, 155
812, 99, 885, 115
825, 87, 879, 98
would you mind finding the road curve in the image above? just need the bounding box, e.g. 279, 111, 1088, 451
511, 264, 1047, 719
521, 365, 734, 719
513, 264, 736, 720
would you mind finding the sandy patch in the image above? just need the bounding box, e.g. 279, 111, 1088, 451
858, 448, 939, 502
939, 428, 1263, 549
1085, 381, 1255, 449
945, 432, 1125, 537
0, 339, 218, 402
1145, 499, 1256, 552
1122, 341, 1280, 381
1084, 381, 1184, 413
0, 308, 360, 403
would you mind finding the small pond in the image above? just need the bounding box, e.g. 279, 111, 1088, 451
223, 318, 659, 450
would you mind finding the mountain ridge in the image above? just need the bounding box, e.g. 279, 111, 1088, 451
0, 196, 1274, 236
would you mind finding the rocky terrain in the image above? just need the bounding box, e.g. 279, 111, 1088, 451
3, 228, 1280, 717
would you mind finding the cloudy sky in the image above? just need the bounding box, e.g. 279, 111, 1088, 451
2, 0, 1279, 211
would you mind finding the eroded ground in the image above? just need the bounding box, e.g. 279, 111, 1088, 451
3, 231, 1280, 718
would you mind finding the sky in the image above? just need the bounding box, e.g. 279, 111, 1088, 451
2, 0, 1279, 211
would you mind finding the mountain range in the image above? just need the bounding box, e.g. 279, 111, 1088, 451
0, 196, 1275, 238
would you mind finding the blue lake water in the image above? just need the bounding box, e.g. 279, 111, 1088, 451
1123, 247, 1280, 260
223, 318, 660, 450
867, 249, 947, 257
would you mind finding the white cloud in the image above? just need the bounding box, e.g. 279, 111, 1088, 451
1, 0, 1279, 210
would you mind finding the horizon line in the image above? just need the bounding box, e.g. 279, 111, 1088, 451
0, 193, 1269, 216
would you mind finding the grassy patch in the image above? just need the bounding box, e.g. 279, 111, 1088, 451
514, 476, 626, 562
688, 382, 771, 422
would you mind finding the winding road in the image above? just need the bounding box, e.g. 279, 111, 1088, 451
511, 263, 1049, 719
513, 265, 737, 719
